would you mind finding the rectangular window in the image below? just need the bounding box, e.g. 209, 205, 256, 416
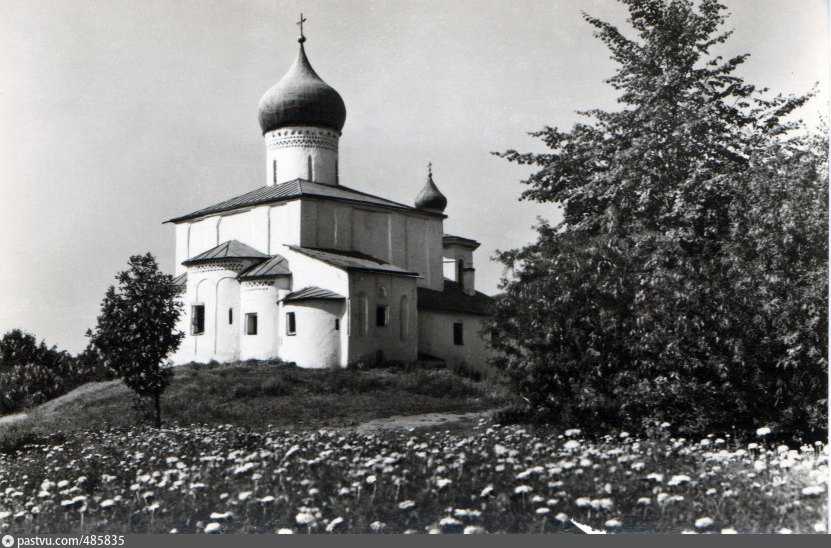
245, 313, 258, 335
228, 308, 233, 325
286, 312, 296, 336
334, 318, 340, 331
191, 305, 205, 335
453, 322, 464, 346
376, 305, 388, 327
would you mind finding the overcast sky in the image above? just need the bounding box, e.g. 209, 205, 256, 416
1, 0, 827, 353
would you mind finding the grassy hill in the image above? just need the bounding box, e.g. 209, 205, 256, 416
1, 361, 506, 451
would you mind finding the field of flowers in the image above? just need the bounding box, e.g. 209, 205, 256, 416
0, 421, 827, 534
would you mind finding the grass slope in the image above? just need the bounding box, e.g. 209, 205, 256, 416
1, 362, 504, 451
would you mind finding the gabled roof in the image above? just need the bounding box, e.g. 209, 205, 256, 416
281, 286, 345, 302
288, 246, 420, 277
171, 272, 187, 293
238, 255, 291, 280
443, 234, 481, 250
166, 179, 445, 224
182, 240, 268, 266
417, 279, 494, 317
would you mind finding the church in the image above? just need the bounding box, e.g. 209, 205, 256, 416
167, 22, 494, 369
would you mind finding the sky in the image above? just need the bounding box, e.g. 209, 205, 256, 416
1, 0, 828, 353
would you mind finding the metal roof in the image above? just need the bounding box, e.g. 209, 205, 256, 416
288, 246, 420, 277
238, 255, 291, 280
442, 234, 481, 250
417, 279, 494, 317
167, 179, 444, 224
171, 272, 187, 293
182, 240, 269, 266
281, 286, 345, 302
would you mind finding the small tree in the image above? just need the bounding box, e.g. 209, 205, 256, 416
88, 253, 183, 427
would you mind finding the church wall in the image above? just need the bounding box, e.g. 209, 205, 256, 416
347, 272, 418, 364
405, 216, 444, 291
238, 279, 285, 361
417, 310, 494, 375
268, 202, 302, 253
279, 300, 344, 368
189, 217, 221, 260
218, 208, 269, 254
174, 224, 190, 275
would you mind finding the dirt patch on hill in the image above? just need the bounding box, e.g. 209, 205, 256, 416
355, 408, 502, 433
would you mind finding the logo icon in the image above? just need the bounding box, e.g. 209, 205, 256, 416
1, 535, 14, 548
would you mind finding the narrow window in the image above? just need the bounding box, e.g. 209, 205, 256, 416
286, 312, 296, 336
228, 308, 233, 325
191, 305, 205, 335
272, 159, 277, 184
399, 295, 409, 340
456, 259, 465, 287
245, 313, 258, 335
453, 322, 464, 346
376, 305, 388, 327
334, 318, 340, 331
307, 155, 313, 180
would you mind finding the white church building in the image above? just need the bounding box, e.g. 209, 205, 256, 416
167, 26, 494, 369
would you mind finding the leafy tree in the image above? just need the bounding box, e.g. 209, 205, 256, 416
88, 253, 183, 427
490, 0, 827, 440
1, 329, 44, 371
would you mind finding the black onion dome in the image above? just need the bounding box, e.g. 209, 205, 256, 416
415, 163, 448, 212
258, 43, 346, 134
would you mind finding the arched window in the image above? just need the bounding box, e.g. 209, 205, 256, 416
399, 295, 409, 340
307, 155, 313, 181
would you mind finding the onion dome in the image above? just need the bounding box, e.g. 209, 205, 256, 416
415, 163, 448, 212
257, 38, 346, 134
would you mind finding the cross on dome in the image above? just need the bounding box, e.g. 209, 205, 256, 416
297, 13, 307, 43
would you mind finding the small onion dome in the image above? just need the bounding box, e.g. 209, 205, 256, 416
258, 42, 346, 134
415, 163, 447, 212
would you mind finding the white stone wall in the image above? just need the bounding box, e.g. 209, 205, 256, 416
279, 300, 345, 368
347, 272, 418, 364
238, 278, 289, 361
265, 126, 340, 186
417, 310, 493, 373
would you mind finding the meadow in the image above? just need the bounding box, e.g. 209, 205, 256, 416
0, 420, 826, 534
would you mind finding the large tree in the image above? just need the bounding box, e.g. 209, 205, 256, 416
491, 0, 827, 439
88, 253, 183, 427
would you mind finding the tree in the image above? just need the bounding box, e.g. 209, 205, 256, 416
0, 329, 42, 371
88, 253, 183, 427
490, 0, 827, 439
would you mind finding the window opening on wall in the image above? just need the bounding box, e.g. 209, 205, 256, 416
228, 308, 233, 325
456, 259, 465, 288
376, 305, 389, 327
286, 312, 296, 335
245, 313, 258, 335
307, 155, 313, 181
334, 318, 340, 331
453, 322, 464, 346
191, 305, 205, 335
273, 159, 277, 184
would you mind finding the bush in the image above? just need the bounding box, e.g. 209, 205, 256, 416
405, 370, 482, 399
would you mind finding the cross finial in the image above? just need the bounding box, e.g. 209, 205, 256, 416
428, 161, 433, 178
297, 13, 307, 43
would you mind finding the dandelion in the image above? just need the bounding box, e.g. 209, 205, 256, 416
370, 521, 386, 532
564, 440, 581, 451
209, 511, 233, 521
258, 496, 275, 504
668, 474, 691, 486
325, 517, 345, 532
514, 485, 533, 495
204, 522, 222, 534
605, 519, 622, 529
801, 485, 824, 497
238, 491, 252, 501
276, 528, 294, 534
576, 497, 591, 508
100, 499, 115, 509
813, 522, 827, 533
464, 526, 486, 534
565, 429, 581, 437
721, 528, 737, 534
436, 478, 452, 489
398, 500, 416, 510
695, 517, 714, 530
777, 528, 793, 534
295, 512, 315, 526
636, 497, 651, 506
365, 475, 377, 484
535, 507, 550, 515
480, 484, 494, 497
756, 427, 772, 438
619, 432, 630, 439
